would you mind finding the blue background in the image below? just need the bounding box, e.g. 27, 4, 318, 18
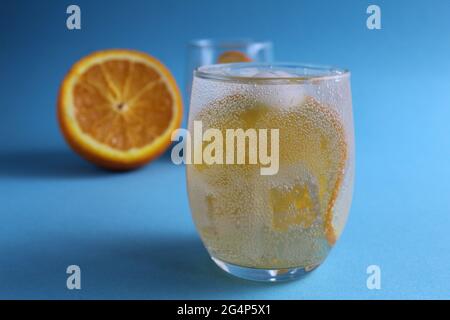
1, 0, 449, 299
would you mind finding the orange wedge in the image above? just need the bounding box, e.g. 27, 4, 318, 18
57, 49, 182, 170
217, 51, 252, 64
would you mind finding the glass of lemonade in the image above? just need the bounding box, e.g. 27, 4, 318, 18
186, 63, 354, 281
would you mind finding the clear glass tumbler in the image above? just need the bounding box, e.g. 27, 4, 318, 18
187, 63, 354, 282
186, 39, 273, 102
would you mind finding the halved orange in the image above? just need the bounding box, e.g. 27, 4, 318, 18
217, 51, 252, 64
57, 49, 182, 170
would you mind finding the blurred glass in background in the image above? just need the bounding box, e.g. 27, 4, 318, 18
185, 39, 273, 107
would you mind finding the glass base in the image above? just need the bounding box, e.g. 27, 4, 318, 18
211, 256, 318, 282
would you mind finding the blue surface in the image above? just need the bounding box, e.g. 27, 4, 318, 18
1, 0, 449, 299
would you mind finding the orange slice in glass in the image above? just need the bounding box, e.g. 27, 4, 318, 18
57, 49, 182, 170
217, 51, 252, 64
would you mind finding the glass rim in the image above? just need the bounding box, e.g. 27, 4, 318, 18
194, 62, 350, 84
188, 38, 272, 49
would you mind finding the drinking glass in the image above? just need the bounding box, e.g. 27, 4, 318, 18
187, 63, 354, 282
186, 39, 273, 103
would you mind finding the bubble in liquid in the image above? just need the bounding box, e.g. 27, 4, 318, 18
187, 81, 349, 269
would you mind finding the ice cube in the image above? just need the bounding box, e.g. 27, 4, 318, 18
248, 69, 307, 108
256, 83, 306, 109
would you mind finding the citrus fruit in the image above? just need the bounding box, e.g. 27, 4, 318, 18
58, 49, 182, 170
217, 51, 252, 64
